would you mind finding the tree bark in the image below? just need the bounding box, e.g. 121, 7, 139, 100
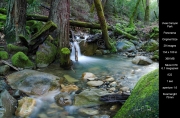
49, 0, 70, 48
49, 0, 71, 68
94, 0, 112, 49
128, 0, 141, 27
144, 0, 150, 25
4, 0, 27, 43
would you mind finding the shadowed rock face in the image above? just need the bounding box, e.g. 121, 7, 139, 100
6, 69, 60, 96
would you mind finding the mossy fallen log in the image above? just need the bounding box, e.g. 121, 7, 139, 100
114, 27, 138, 40
28, 21, 57, 54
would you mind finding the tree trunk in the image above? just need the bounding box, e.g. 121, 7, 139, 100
94, 0, 112, 49
128, 0, 141, 27
49, 0, 71, 69
144, 0, 150, 25
4, 0, 27, 43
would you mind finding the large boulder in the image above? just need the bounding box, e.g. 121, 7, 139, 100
116, 40, 136, 52
6, 69, 60, 95
0, 90, 17, 118
132, 56, 153, 65
114, 69, 159, 118
36, 41, 57, 68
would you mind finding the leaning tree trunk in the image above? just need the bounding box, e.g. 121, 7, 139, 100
4, 0, 27, 43
94, 0, 112, 49
144, 0, 150, 25
49, 0, 71, 69
128, 0, 141, 28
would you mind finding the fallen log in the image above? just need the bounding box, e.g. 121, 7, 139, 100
1, 9, 138, 40
27, 14, 113, 30
28, 21, 57, 54
114, 27, 138, 40
100, 93, 130, 104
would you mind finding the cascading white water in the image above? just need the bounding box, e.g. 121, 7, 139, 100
70, 34, 88, 61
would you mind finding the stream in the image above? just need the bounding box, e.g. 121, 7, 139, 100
26, 35, 159, 118
29, 54, 158, 118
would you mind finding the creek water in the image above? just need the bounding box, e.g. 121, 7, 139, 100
28, 35, 159, 118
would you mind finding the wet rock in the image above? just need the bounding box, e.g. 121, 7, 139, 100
110, 105, 118, 111
0, 80, 9, 91
74, 88, 109, 107
105, 76, 115, 82
15, 97, 36, 118
54, 92, 72, 107
38, 113, 48, 118
82, 72, 96, 81
78, 108, 99, 116
109, 87, 116, 92
0, 65, 10, 76
63, 74, 79, 83
6, 69, 60, 95
0, 90, 17, 118
95, 50, 103, 55
109, 82, 117, 87
87, 81, 104, 87
60, 84, 79, 93
120, 86, 130, 92
132, 56, 153, 65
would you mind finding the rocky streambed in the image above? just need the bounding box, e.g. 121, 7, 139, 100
0, 53, 158, 118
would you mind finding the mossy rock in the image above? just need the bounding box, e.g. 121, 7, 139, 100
35, 41, 57, 68
124, 27, 137, 35
141, 39, 159, 52
116, 40, 136, 52
0, 51, 9, 60
114, 69, 159, 118
11, 52, 35, 69
7, 44, 28, 54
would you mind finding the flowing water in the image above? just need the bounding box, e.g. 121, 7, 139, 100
28, 35, 159, 118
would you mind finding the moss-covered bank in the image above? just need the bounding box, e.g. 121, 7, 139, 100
114, 69, 159, 118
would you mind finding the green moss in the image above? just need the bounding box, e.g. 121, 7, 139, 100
61, 47, 70, 55
7, 44, 28, 54
152, 50, 159, 61
27, 0, 35, 4
26, 20, 44, 35
109, 38, 117, 53
11, 52, 35, 68
46, 35, 54, 41
0, 51, 9, 60
141, 40, 159, 52
35, 41, 57, 65
0, 14, 6, 21
114, 69, 159, 118
29, 21, 57, 46
150, 27, 159, 39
